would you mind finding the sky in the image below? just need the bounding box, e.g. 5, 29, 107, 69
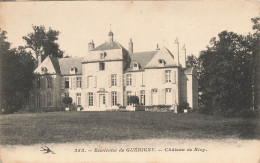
0, 0, 259, 58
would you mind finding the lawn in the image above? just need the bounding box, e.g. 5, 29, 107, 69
0, 111, 259, 145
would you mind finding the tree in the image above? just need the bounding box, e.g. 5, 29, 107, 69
23, 25, 63, 62
198, 17, 260, 114
129, 95, 139, 106
0, 29, 36, 113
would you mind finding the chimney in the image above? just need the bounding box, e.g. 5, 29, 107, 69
156, 44, 160, 50
129, 38, 133, 53
108, 30, 114, 43
88, 40, 95, 51
174, 38, 179, 66
180, 44, 186, 68
38, 46, 43, 66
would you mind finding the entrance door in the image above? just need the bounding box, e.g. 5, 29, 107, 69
99, 94, 106, 107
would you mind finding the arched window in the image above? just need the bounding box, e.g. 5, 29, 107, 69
70, 66, 77, 74
158, 59, 166, 66
100, 52, 107, 59
41, 67, 47, 73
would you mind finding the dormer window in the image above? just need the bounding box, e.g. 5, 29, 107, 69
100, 52, 107, 59
132, 62, 139, 70
41, 67, 47, 73
158, 59, 166, 66
70, 66, 77, 74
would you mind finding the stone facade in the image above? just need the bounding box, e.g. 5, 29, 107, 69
25, 31, 198, 111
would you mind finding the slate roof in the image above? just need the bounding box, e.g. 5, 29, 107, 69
49, 56, 61, 74
126, 51, 158, 71
184, 67, 193, 74
92, 42, 122, 51
58, 57, 83, 75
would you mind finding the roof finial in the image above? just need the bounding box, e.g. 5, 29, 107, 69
156, 44, 160, 50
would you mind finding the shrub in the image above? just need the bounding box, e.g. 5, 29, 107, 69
129, 96, 139, 106
178, 102, 191, 113
62, 97, 72, 107
145, 105, 172, 112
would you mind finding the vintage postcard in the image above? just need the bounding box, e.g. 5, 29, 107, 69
0, 0, 259, 162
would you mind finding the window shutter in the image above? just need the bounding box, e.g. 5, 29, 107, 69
132, 74, 136, 87
123, 91, 127, 106
108, 92, 111, 107
94, 76, 97, 88
72, 77, 76, 89
161, 89, 165, 104
86, 77, 89, 88
117, 92, 120, 105
172, 71, 176, 84
93, 92, 97, 107
61, 93, 65, 105
172, 89, 176, 104
117, 75, 121, 87
123, 74, 126, 87
51, 93, 53, 106
148, 89, 152, 106
162, 71, 165, 84
108, 75, 111, 88
61, 78, 65, 89
85, 93, 89, 108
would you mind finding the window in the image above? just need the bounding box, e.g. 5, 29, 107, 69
99, 62, 105, 71
88, 76, 94, 87
158, 59, 165, 65
70, 67, 77, 74
89, 92, 93, 106
102, 95, 106, 104
76, 77, 82, 88
100, 52, 106, 59
152, 89, 157, 93
37, 78, 40, 89
65, 93, 69, 97
126, 74, 132, 86
112, 91, 117, 106
140, 90, 145, 106
47, 78, 52, 88
166, 88, 171, 93
165, 70, 171, 83
65, 78, 69, 88
36, 93, 40, 106
127, 91, 131, 106
47, 93, 52, 106
133, 63, 138, 67
111, 74, 117, 86
76, 93, 81, 105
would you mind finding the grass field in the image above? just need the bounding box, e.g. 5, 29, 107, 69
0, 111, 259, 145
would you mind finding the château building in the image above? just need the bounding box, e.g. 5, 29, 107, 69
25, 31, 198, 111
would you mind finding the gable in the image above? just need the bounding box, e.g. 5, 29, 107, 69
34, 56, 59, 75
145, 47, 178, 68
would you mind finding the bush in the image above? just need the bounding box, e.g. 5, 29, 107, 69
62, 97, 72, 107
129, 96, 139, 106
145, 105, 172, 112
178, 102, 191, 113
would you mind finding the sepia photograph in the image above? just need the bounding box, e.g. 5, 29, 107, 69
0, 0, 259, 162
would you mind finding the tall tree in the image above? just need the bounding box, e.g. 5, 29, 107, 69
0, 29, 35, 113
23, 25, 63, 62
198, 17, 260, 114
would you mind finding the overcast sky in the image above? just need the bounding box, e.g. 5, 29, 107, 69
0, 0, 259, 58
